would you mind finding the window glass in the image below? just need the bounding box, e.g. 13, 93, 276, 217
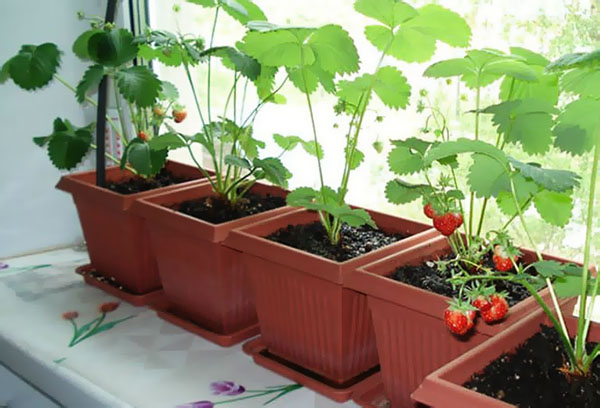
149, 0, 600, 260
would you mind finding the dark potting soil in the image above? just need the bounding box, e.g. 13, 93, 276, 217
176, 192, 286, 224
267, 221, 406, 262
107, 169, 191, 195
464, 325, 600, 407
391, 254, 531, 306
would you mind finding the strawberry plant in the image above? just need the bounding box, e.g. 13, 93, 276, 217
386, 46, 581, 300
241, 0, 471, 245
1, 14, 182, 177
427, 47, 600, 379
136, 1, 296, 205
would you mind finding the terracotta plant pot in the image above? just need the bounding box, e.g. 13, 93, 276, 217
411, 300, 595, 407
132, 182, 293, 346
346, 235, 575, 408
226, 209, 437, 399
56, 161, 208, 300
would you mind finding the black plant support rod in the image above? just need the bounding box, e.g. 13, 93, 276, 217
95, 0, 118, 187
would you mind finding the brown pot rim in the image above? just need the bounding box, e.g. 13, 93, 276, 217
346, 235, 579, 336
132, 181, 294, 243
56, 160, 211, 211
411, 299, 598, 408
227, 208, 438, 284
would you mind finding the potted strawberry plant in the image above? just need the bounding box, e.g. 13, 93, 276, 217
226, 1, 471, 400
0, 14, 208, 304
130, 1, 302, 346
347, 46, 583, 407
412, 48, 600, 407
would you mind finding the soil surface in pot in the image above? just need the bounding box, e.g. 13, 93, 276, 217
176, 192, 285, 224
391, 254, 532, 306
108, 169, 191, 195
267, 222, 406, 262
464, 325, 600, 407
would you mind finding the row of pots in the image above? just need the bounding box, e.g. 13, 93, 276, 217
58, 161, 586, 407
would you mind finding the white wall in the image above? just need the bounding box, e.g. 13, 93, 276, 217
0, 1, 106, 257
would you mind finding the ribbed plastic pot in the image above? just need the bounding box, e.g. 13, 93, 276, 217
56, 161, 208, 295
411, 301, 595, 407
226, 209, 437, 386
346, 235, 575, 408
132, 182, 293, 341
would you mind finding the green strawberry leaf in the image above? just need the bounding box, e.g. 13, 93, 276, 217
495, 174, 537, 216
273, 134, 323, 158
191, 131, 216, 156
242, 29, 315, 68
73, 29, 103, 60
328, 205, 376, 228
508, 157, 580, 193
44, 118, 93, 170
220, 0, 267, 24
76, 64, 105, 103
533, 190, 574, 227
346, 147, 364, 170
531, 260, 567, 278
354, 0, 418, 28
0, 60, 10, 84
499, 47, 559, 104
307, 24, 359, 75
148, 132, 187, 150
547, 49, 600, 71
252, 157, 290, 187
468, 154, 510, 198
239, 131, 265, 160
215, 47, 261, 80
159, 81, 179, 101
424, 57, 475, 78
388, 144, 425, 175
286, 65, 319, 94
424, 138, 508, 167
115, 66, 162, 107
87, 29, 138, 67
253, 65, 277, 99
482, 99, 557, 155
385, 179, 433, 204
372, 66, 411, 109
122, 138, 167, 176
286, 187, 321, 208
225, 154, 252, 169
553, 98, 600, 155
5, 43, 61, 90
369, 4, 470, 63
186, 0, 216, 6
426, 50, 537, 89
560, 68, 600, 98
337, 66, 410, 111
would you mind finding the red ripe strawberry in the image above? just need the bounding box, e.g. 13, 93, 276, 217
493, 255, 513, 271
472, 295, 492, 312
173, 108, 187, 123
481, 294, 509, 323
451, 212, 463, 228
424, 203, 437, 219
444, 307, 475, 336
433, 213, 457, 236
137, 131, 148, 141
